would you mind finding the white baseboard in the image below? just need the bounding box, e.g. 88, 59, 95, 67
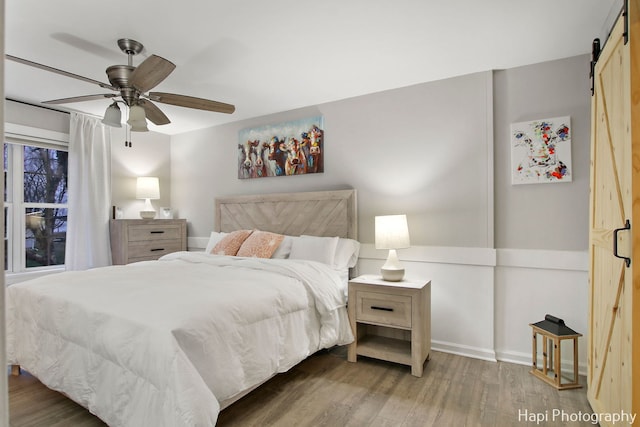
495, 349, 587, 376
431, 340, 497, 363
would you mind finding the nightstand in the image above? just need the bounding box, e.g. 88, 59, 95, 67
109, 219, 187, 265
347, 274, 431, 377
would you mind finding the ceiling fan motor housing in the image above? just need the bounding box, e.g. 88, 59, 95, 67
106, 65, 139, 106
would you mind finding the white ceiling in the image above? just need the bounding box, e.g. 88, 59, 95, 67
5, 0, 620, 135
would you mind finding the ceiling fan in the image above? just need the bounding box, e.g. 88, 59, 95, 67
6, 38, 235, 130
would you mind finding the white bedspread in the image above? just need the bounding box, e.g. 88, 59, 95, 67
6, 252, 354, 426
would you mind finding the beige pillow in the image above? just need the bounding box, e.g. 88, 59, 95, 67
237, 230, 285, 258
211, 229, 253, 256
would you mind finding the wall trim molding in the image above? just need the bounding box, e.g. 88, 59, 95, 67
190, 238, 588, 272
359, 244, 496, 267
496, 248, 588, 272
359, 243, 587, 272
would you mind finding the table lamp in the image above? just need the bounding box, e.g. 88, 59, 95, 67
136, 176, 160, 219
375, 214, 410, 281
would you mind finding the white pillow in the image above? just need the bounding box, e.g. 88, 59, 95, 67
205, 231, 227, 254
271, 235, 294, 259
289, 235, 339, 265
334, 238, 360, 270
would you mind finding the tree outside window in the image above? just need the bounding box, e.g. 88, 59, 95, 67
23, 146, 68, 268
4, 142, 69, 271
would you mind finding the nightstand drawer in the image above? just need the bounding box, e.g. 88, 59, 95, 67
356, 291, 412, 328
127, 225, 183, 242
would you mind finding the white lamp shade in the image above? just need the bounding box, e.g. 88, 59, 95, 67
101, 103, 122, 127
136, 177, 160, 200
127, 105, 149, 132
375, 214, 410, 249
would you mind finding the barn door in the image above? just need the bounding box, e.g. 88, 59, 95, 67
588, 3, 639, 424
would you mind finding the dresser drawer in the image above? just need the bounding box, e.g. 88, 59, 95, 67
127, 240, 184, 260
127, 224, 183, 242
355, 290, 412, 328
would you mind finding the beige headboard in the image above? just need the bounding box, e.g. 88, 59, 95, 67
215, 189, 357, 240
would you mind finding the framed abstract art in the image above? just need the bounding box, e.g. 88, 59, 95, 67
511, 116, 572, 185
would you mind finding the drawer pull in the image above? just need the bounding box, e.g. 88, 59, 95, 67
371, 306, 394, 312
150, 248, 165, 252
150, 230, 165, 234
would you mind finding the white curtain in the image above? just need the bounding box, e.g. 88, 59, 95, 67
65, 112, 112, 270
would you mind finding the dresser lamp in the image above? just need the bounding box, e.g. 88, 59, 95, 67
375, 214, 410, 281
136, 176, 160, 219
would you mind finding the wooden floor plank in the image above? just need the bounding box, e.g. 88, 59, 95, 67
9, 347, 594, 427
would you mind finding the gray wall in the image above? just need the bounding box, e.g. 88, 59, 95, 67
172, 55, 590, 252
493, 55, 591, 250
172, 71, 493, 248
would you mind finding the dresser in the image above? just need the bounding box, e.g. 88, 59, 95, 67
109, 219, 187, 265
347, 275, 431, 377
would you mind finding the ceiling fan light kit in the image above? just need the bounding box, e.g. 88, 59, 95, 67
101, 102, 122, 127
7, 38, 235, 131
127, 105, 149, 132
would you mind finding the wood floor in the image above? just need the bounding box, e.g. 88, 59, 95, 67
8, 347, 594, 427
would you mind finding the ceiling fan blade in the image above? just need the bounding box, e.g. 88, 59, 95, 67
130, 55, 176, 93
138, 99, 171, 125
148, 92, 235, 114
42, 93, 117, 104
6, 54, 116, 91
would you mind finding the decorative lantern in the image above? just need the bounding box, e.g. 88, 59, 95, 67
529, 314, 582, 390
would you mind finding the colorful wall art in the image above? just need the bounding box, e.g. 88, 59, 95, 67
237, 116, 324, 179
510, 116, 572, 185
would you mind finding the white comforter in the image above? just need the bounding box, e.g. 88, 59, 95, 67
6, 252, 354, 426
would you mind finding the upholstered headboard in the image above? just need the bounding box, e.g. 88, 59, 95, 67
214, 189, 357, 240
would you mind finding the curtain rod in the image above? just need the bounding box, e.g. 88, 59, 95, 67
5, 98, 71, 115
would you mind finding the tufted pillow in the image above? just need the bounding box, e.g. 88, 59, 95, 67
237, 230, 285, 258
211, 229, 253, 256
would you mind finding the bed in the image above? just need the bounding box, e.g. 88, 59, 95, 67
6, 189, 358, 426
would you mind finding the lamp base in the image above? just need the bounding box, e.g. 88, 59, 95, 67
140, 210, 156, 219
380, 267, 405, 282
380, 249, 405, 281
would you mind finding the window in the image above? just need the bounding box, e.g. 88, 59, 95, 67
4, 125, 69, 274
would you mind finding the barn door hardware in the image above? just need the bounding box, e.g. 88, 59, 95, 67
613, 219, 631, 267
623, 0, 629, 45
590, 38, 601, 96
